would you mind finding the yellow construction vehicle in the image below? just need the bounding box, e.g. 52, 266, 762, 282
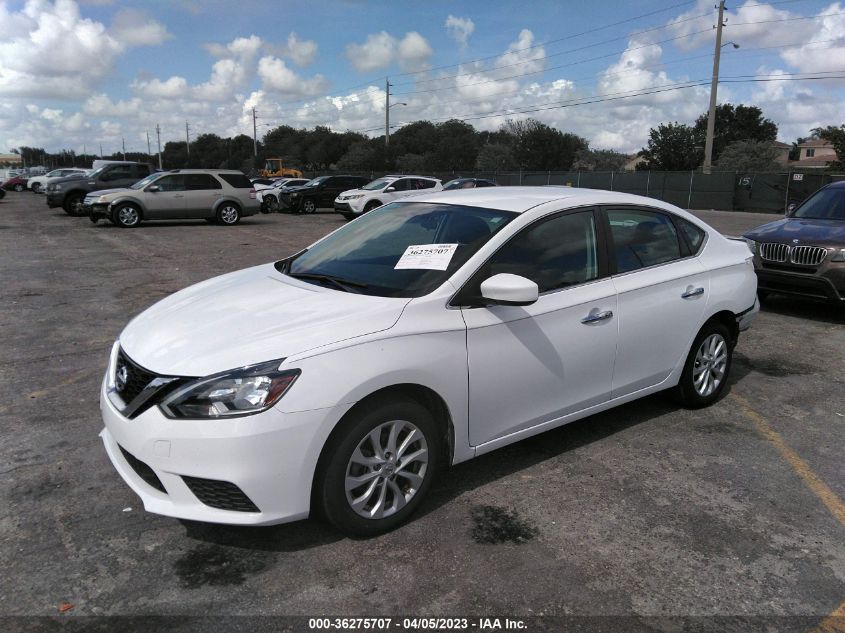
260, 158, 303, 178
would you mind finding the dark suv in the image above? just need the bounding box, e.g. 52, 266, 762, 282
282, 175, 370, 214
46, 162, 153, 216
743, 181, 845, 303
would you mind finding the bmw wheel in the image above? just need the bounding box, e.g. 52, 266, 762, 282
217, 203, 241, 226
317, 397, 441, 536
673, 321, 733, 408
114, 203, 141, 228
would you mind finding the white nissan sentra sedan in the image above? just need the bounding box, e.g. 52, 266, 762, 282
99, 187, 758, 535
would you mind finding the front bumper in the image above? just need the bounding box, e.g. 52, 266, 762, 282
753, 259, 845, 302
85, 203, 110, 221
99, 368, 349, 526
45, 192, 64, 208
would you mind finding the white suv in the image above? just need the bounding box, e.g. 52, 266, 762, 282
334, 175, 441, 220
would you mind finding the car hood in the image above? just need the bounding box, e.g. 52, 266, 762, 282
88, 188, 129, 199
51, 174, 92, 186
119, 262, 411, 376
743, 217, 845, 247
282, 185, 317, 194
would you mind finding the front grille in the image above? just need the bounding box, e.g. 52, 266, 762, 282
760, 242, 789, 262
182, 476, 260, 513
791, 245, 827, 266
115, 349, 157, 404
119, 445, 167, 493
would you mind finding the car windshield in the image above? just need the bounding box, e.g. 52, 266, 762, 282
87, 166, 107, 179
362, 178, 391, 191
282, 202, 517, 298
791, 187, 845, 220
305, 176, 330, 187
130, 174, 159, 190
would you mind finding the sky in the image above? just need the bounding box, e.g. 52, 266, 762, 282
1, 0, 844, 158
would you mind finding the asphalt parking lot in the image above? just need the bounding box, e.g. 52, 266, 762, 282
1, 192, 844, 630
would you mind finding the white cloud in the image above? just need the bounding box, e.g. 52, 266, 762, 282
345, 31, 397, 72
131, 76, 189, 99
257, 56, 328, 96
83, 94, 142, 117
445, 15, 475, 49
111, 9, 170, 47
398, 32, 432, 71
266, 32, 318, 67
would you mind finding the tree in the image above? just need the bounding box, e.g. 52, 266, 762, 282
476, 143, 517, 171
715, 140, 783, 172
501, 118, 587, 170
693, 104, 777, 163
431, 119, 479, 171
639, 122, 702, 171
811, 125, 845, 168
571, 148, 628, 171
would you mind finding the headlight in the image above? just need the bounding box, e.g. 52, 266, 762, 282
160, 360, 299, 419
832, 248, 845, 262
290, 192, 300, 198
49, 183, 61, 191
97, 195, 111, 203
347, 194, 364, 200
744, 238, 757, 254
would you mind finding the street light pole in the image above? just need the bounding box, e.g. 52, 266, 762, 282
385, 77, 390, 148
703, 0, 726, 175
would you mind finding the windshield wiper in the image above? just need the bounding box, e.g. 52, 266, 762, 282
286, 272, 369, 293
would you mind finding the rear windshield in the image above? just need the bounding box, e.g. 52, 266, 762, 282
218, 173, 252, 188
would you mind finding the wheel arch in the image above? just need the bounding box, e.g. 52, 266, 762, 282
309, 382, 455, 512
702, 309, 739, 347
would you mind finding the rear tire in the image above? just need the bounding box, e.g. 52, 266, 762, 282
31, 183, 42, 193
316, 398, 441, 537
13, 183, 24, 192
757, 290, 771, 303
672, 321, 733, 408
217, 203, 241, 226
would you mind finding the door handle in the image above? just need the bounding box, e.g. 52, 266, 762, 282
682, 286, 705, 299
581, 309, 613, 324
173, 194, 184, 198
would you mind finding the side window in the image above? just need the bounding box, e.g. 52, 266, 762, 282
391, 179, 410, 192
607, 209, 681, 274
676, 217, 706, 254
186, 174, 222, 190
153, 175, 187, 192
416, 179, 436, 190
486, 211, 599, 294
104, 166, 133, 181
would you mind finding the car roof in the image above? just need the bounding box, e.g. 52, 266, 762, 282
403, 186, 684, 214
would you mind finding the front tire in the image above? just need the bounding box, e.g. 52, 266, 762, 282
217, 203, 241, 225
302, 198, 317, 214
317, 398, 441, 536
63, 193, 85, 216
363, 200, 380, 214
31, 183, 42, 193
673, 321, 733, 408
114, 203, 141, 228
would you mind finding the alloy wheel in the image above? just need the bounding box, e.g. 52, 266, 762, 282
692, 333, 727, 397
344, 419, 429, 520
117, 205, 140, 227
219, 205, 239, 224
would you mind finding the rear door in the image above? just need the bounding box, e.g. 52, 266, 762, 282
184, 173, 223, 218
603, 206, 709, 397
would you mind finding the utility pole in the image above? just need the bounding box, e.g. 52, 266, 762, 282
385, 77, 390, 148
156, 124, 162, 169
99, 143, 103, 158
185, 121, 190, 165
252, 107, 258, 157
146, 131, 151, 158
703, 0, 726, 175
122, 137, 126, 160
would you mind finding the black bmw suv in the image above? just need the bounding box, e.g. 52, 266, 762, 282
743, 181, 845, 302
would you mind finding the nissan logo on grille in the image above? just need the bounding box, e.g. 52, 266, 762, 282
115, 363, 129, 392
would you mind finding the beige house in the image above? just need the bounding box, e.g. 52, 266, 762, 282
0, 153, 23, 167
789, 138, 837, 168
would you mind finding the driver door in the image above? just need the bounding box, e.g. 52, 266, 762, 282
143, 175, 187, 219
460, 209, 618, 447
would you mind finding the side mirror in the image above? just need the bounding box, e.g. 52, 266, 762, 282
147, 185, 161, 193
479, 273, 538, 306
786, 203, 796, 216
385, 186, 396, 193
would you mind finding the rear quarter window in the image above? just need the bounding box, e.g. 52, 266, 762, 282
218, 173, 252, 188
676, 217, 706, 254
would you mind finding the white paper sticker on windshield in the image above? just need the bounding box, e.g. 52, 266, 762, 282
394, 243, 459, 270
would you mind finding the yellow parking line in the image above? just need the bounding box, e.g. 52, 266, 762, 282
731, 394, 845, 527
730, 394, 845, 632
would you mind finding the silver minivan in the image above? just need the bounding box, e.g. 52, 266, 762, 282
84, 169, 260, 228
